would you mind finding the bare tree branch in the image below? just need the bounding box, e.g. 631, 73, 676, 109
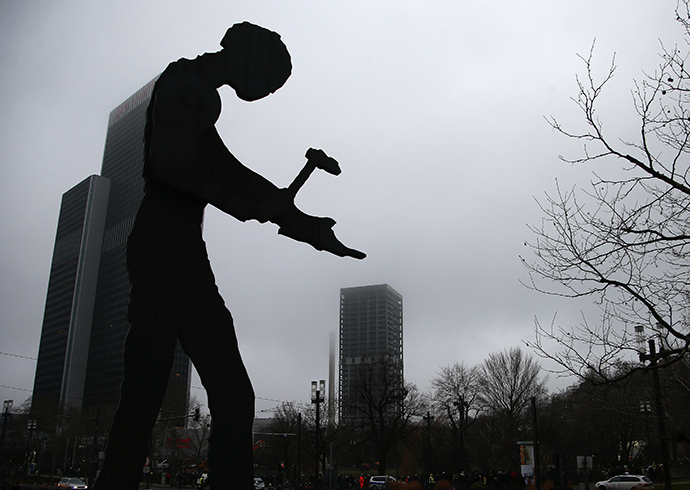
524, 3, 690, 385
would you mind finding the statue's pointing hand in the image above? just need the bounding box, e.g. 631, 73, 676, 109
276, 209, 366, 260
270, 148, 365, 260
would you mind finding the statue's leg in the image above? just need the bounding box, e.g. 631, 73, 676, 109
180, 303, 255, 490
94, 316, 178, 490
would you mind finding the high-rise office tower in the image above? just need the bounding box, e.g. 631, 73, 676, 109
33, 175, 110, 414
338, 284, 403, 426
33, 78, 191, 423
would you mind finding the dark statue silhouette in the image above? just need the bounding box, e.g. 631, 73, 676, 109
93, 22, 364, 490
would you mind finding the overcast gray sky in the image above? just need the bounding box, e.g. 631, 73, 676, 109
0, 0, 684, 415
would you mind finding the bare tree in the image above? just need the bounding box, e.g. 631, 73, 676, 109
522, 1, 690, 383
476, 347, 546, 469
479, 348, 546, 421
264, 402, 303, 482
430, 362, 481, 471
431, 362, 482, 423
181, 398, 211, 468
350, 355, 422, 474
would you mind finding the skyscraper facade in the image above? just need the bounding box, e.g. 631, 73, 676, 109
33, 175, 110, 413
338, 284, 403, 426
33, 78, 191, 422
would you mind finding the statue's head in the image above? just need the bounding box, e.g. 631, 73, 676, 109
220, 22, 292, 101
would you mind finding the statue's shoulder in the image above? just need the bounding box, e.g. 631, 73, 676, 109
152, 59, 221, 132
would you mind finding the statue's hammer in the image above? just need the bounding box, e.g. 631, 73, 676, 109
287, 148, 342, 198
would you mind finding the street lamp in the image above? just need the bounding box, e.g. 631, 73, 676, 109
311, 380, 325, 479
639, 401, 652, 464
26, 419, 37, 475
634, 325, 647, 355
636, 326, 672, 490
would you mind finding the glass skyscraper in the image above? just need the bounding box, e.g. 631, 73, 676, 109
338, 284, 403, 426
33, 175, 110, 414
33, 78, 191, 424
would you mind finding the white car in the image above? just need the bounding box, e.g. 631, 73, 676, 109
595, 474, 653, 490
254, 477, 265, 490
57, 477, 88, 490
369, 475, 396, 488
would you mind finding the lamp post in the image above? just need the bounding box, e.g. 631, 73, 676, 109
26, 419, 37, 475
311, 380, 325, 480
635, 327, 672, 490
639, 401, 652, 464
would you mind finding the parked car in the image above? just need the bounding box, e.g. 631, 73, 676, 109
369, 475, 397, 488
57, 477, 88, 490
595, 474, 654, 490
254, 477, 265, 490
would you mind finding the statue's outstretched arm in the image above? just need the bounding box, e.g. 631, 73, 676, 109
147, 71, 365, 259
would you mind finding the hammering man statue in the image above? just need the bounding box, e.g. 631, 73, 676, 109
93, 22, 365, 490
